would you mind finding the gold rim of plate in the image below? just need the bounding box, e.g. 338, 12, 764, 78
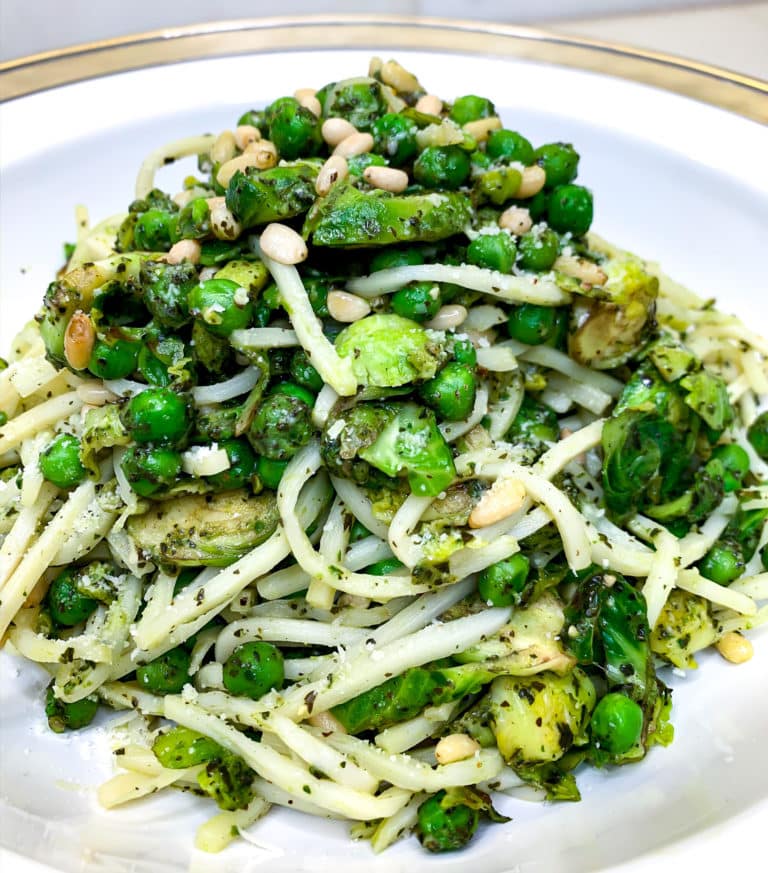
1, 14, 767, 123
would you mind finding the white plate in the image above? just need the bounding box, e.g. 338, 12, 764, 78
1, 25, 767, 873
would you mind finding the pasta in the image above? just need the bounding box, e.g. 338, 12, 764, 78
0, 57, 766, 858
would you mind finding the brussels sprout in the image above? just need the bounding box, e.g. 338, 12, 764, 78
197, 752, 255, 811
650, 589, 717, 670
317, 77, 388, 131
247, 392, 313, 461
126, 489, 280, 566
568, 256, 658, 370
139, 260, 197, 328
335, 314, 446, 388
226, 163, 319, 229
417, 791, 479, 853
321, 402, 396, 484
489, 668, 596, 765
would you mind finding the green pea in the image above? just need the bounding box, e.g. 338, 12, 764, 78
133, 209, 175, 251
39, 433, 86, 489
467, 232, 517, 273
516, 188, 550, 221
188, 278, 254, 337
266, 96, 322, 160
477, 554, 531, 607
88, 338, 140, 380
372, 113, 419, 166
486, 129, 534, 165
449, 95, 495, 125
391, 281, 442, 322
123, 387, 190, 445
452, 338, 477, 367
469, 150, 493, 174
413, 146, 471, 190
350, 520, 371, 542
417, 790, 479, 853
590, 692, 644, 755
153, 726, 223, 769
121, 445, 183, 496
534, 142, 580, 188
305, 279, 330, 318
136, 646, 192, 694
289, 349, 323, 393
206, 438, 257, 490
761, 543, 768, 571
517, 228, 560, 271
507, 303, 564, 345
699, 542, 744, 585
747, 411, 768, 460
711, 443, 750, 493
248, 393, 312, 461
420, 363, 477, 422
0, 411, 7, 427
47, 568, 99, 626
45, 684, 99, 733
256, 456, 288, 490
547, 184, 594, 236
223, 641, 284, 699
271, 382, 316, 407
366, 557, 405, 575
370, 248, 424, 272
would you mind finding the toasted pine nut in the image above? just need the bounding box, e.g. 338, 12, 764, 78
435, 733, 480, 765
210, 203, 242, 241
516, 165, 546, 198
463, 116, 502, 142
316, 155, 349, 196
469, 477, 527, 529
424, 304, 468, 331
553, 255, 607, 286
716, 631, 753, 664
297, 93, 322, 117
210, 130, 237, 165
362, 165, 409, 193
260, 223, 308, 266
333, 131, 374, 158
499, 205, 533, 235
380, 59, 420, 94
63, 311, 95, 371
244, 138, 278, 167
234, 124, 261, 150
415, 94, 443, 116
322, 117, 358, 147
165, 239, 202, 265
173, 189, 197, 209
327, 290, 371, 323
308, 710, 347, 734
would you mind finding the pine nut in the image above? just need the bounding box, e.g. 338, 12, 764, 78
316, 155, 349, 196
716, 631, 753, 664
516, 165, 546, 198
294, 87, 317, 102
380, 59, 420, 94
64, 311, 95, 371
234, 124, 261, 150
296, 92, 322, 117
210, 130, 237, 165
333, 131, 374, 158
308, 710, 347, 734
468, 477, 527, 528
424, 304, 468, 331
362, 165, 409, 193
327, 290, 371, 323
260, 223, 308, 266
205, 195, 226, 210
499, 205, 533, 235
76, 381, 118, 405
216, 154, 256, 188
553, 255, 607, 286
415, 94, 443, 116
463, 116, 502, 142
435, 733, 480, 764
210, 203, 242, 241
244, 138, 278, 167
322, 117, 358, 147
165, 239, 201, 265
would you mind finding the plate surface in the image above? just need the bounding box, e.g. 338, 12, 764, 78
1, 23, 767, 873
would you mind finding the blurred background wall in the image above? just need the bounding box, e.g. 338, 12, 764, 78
1, 0, 765, 79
